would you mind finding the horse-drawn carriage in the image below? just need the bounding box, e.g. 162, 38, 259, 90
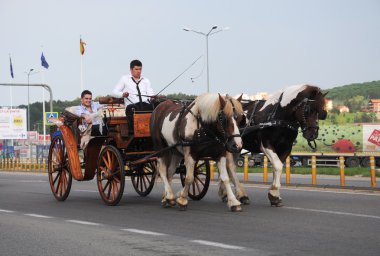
47, 97, 211, 206
48, 85, 327, 211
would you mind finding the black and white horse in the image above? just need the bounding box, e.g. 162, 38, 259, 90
150, 93, 246, 211
221, 84, 327, 206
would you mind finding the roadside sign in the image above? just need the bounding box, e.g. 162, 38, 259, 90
45, 112, 59, 126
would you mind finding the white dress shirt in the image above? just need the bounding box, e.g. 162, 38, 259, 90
111, 75, 154, 106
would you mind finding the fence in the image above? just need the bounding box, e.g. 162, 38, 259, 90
0, 158, 47, 172
208, 155, 378, 189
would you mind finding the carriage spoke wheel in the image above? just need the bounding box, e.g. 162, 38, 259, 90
131, 160, 156, 197
97, 145, 125, 206
180, 160, 210, 201
48, 135, 72, 201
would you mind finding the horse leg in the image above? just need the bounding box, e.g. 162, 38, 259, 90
157, 156, 176, 207
176, 152, 194, 211
218, 157, 242, 212
226, 152, 250, 205
261, 144, 284, 207
218, 179, 228, 203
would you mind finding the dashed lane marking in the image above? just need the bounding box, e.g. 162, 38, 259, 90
24, 213, 53, 218
74, 189, 99, 193
65, 220, 101, 226
190, 240, 245, 250
0, 209, 15, 213
121, 228, 167, 236
284, 206, 380, 220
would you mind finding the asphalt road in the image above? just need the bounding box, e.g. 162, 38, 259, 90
1, 171, 380, 256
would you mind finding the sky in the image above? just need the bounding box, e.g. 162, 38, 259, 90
0, 0, 379, 106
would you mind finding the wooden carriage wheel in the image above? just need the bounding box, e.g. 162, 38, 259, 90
48, 134, 72, 201
131, 160, 156, 197
180, 160, 210, 201
96, 145, 125, 206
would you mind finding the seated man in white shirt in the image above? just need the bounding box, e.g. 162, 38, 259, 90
111, 59, 155, 133
112, 59, 155, 112
75, 90, 103, 149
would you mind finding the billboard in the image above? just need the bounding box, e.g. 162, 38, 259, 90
292, 124, 380, 153
0, 108, 27, 139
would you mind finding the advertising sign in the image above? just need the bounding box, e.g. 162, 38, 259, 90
0, 108, 27, 139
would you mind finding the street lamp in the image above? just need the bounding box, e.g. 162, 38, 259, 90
24, 69, 39, 131
183, 25, 230, 92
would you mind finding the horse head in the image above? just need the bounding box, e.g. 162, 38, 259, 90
292, 86, 328, 145
196, 93, 243, 153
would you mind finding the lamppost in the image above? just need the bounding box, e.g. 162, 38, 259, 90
24, 69, 39, 131
183, 25, 229, 93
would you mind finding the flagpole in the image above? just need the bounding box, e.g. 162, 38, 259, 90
9, 54, 13, 147
41, 69, 46, 146
40, 46, 47, 146
9, 54, 13, 109
81, 53, 83, 93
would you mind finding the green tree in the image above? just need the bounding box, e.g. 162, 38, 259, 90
344, 95, 366, 112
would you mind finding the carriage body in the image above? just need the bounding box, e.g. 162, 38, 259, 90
47, 96, 210, 205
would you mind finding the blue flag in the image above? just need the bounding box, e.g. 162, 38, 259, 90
41, 52, 49, 69
9, 57, 14, 78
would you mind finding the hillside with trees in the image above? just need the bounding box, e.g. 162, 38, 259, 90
15, 80, 380, 132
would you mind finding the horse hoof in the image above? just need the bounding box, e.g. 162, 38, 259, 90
270, 201, 283, 207
268, 193, 283, 207
221, 196, 228, 203
167, 199, 176, 207
239, 196, 250, 205
230, 205, 243, 212
162, 199, 176, 208
178, 204, 187, 211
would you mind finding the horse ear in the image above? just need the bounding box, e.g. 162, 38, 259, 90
323, 91, 329, 97
237, 93, 243, 102
218, 93, 226, 108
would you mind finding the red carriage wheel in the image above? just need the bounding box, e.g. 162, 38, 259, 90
180, 160, 210, 201
48, 134, 72, 201
131, 160, 156, 197
97, 145, 125, 206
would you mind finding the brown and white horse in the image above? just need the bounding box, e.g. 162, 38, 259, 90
220, 84, 327, 206
150, 93, 245, 211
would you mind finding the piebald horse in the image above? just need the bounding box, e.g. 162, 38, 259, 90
150, 93, 245, 211
220, 84, 327, 206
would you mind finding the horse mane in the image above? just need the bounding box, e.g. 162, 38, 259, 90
260, 84, 325, 111
194, 93, 237, 123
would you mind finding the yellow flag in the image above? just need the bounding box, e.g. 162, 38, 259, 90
80, 38, 86, 55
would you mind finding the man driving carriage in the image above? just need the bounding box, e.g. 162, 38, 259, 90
111, 59, 155, 113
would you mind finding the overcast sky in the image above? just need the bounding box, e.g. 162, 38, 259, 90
1, 0, 379, 106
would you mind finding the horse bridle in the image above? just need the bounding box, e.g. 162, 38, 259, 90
182, 99, 242, 153
295, 98, 319, 150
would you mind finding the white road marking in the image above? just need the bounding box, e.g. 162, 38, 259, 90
24, 213, 53, 219
0, 179, 46, 183
285, 206, 380, 220
121, 228, 166, 236
74, 189, 98, 193
66, 220, 101, 226
190, 240, 245, 250
0, 209, 15, 213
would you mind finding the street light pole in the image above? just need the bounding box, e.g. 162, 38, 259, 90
183, 25, 229, 93
27, 69, 33, 131
24, 69, 39, 131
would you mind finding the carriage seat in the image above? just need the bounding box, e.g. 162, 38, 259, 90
62, 106, 106, 149
98, 96, 126, 117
